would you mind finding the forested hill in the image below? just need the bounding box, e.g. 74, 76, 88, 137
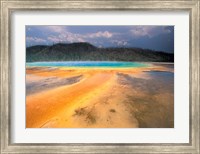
26, 42, 174, 62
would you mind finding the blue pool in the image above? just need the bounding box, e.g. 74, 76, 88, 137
26, 61, 149, 68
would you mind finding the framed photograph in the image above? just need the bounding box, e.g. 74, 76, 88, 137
0, 0, 199, 153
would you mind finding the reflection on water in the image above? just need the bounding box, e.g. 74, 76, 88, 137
146, 71, 174, 81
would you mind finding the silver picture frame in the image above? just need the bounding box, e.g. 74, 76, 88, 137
0, 0, 199, 153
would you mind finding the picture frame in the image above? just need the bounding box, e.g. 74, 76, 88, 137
0, 0, 199, 153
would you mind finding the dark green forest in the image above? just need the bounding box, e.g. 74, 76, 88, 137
26, 42, 174, 62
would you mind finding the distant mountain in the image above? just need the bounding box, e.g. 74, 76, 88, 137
26, 42, 174, 62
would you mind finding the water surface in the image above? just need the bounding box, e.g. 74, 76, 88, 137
26, 61, 149, 68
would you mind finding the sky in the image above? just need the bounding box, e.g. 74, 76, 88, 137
26, 26, 174, 53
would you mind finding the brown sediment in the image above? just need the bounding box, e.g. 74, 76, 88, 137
26, 64, 174, 128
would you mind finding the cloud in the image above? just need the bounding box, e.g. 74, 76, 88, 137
26, 26, 174, 52
130, 26, 171, 38
44, 26, 68, 33
47, 32, 85, 43
59, 33, 85, 42
47, 36, 61, 43
39, 25, 113, 40
26, 27, 32, 31
45, 30, 113, 44
27, 26, 115, 45
86, 31, 113, 38
26, 36, 46, 43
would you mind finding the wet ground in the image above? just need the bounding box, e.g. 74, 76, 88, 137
26, 63, 174, 128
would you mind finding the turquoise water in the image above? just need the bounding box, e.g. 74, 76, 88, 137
26, 61, 149, 68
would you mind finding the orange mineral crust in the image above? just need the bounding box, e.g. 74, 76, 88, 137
26, 65, 174, 128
